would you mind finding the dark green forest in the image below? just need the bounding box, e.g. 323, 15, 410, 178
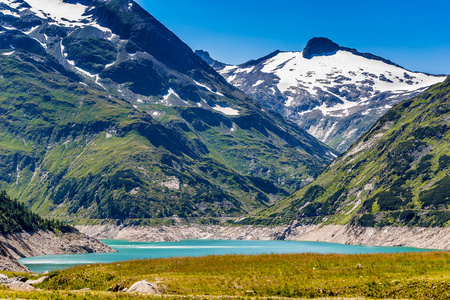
0, 190, 71, 233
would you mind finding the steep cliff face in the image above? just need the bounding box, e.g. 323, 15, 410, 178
256, 76, 450, 227
0, 0, 337, 221
200, 38, 446, 152
0, 242, 29, 272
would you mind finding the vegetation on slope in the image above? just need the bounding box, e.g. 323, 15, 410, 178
64, 0, 335, 192
0, 190, 67, 233
0, 50, 253, 219
0, 0, 338, 222
2, 251, 450, 299
253, 76, 450, 226
0, 46, 330, 221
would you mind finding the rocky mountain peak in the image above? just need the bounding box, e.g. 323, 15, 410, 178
195, 50, 214, 64
302, 37, 340, 59
202, 37, 446, 153
194, 49, 227, 70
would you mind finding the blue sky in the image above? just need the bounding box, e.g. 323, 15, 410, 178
136, 0, 450, 74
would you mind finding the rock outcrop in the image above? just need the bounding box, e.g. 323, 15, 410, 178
302, 37, 340, 59
0, 230, 115, 272
0, 243, 30, 273
6, 281, 35, 292
0, 274, 48, 291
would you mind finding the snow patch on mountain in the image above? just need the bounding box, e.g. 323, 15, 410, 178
2, 0, 21, 10
316, 98, 360, 117
25, 0, 88, 23
285, 96, 295, 107
259, 50, 443, 97
193, 80, 224, 97
212, 105, 240, 116
1, 9, 20, 18
104, 61, 115, 69
75, 66, 95, 77
222, 66, 238, 73
163, 88, 179, 101
208, 43, 447, 153
253, 80, 264, 87
20, 0, 112, 35
2, 25, 16, 31
161, 88, 187, 105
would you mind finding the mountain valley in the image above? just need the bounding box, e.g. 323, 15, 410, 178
0, 0, 336, 222
0, 0, 448, 240
0, 0, 450, 297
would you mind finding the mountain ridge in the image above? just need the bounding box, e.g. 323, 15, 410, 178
198, 37, 446, 152
0, 0, 336, 221
251, 76, 450, 227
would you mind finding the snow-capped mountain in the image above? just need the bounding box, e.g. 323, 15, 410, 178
198, 38, 447, 152
0, 0, 337, 219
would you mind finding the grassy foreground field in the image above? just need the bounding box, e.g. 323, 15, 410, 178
2, 251, 450, 299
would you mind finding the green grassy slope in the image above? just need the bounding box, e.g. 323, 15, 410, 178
253, 76, 450, 226
0, 0, 338, 222
2, 251, 448, 299
0, 48, 329, 221
58, 0, 336, 193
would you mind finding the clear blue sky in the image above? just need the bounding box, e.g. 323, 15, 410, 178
136, 0, 449, 74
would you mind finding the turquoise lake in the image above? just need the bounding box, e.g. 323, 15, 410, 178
19, 239, 435, 273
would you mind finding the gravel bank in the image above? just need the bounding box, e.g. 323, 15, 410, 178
0, 230, 115, 272
77, 223, 450, 250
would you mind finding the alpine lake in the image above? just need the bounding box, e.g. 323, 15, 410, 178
19, 239, 435, 273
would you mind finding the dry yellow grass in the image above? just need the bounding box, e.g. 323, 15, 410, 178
8, 251, 444, 299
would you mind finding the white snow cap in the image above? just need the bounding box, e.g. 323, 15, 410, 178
25, 0, 89, 22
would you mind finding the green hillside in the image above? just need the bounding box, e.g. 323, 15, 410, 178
0, 190, 66, 233
0, 0, 336, 222
253, 76, 450, 227
0, 48, 331, 221
0, 50, 252, 219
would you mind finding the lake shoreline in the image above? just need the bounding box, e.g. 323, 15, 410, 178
76, 223, 450, 250
0, 230, 115, 272
20, 238, 435, 274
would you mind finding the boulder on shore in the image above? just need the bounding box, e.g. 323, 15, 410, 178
127, 280, 159, 294
6, 281, 35, 292
26, 276, 48, 285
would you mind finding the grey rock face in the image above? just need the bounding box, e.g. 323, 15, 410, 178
302, 37, 340, 59
126, 280, 159, 294
0, 230, 114, 272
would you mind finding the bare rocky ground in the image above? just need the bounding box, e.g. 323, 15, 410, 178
77, 223, 450, 250
0, 230, 115, 272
